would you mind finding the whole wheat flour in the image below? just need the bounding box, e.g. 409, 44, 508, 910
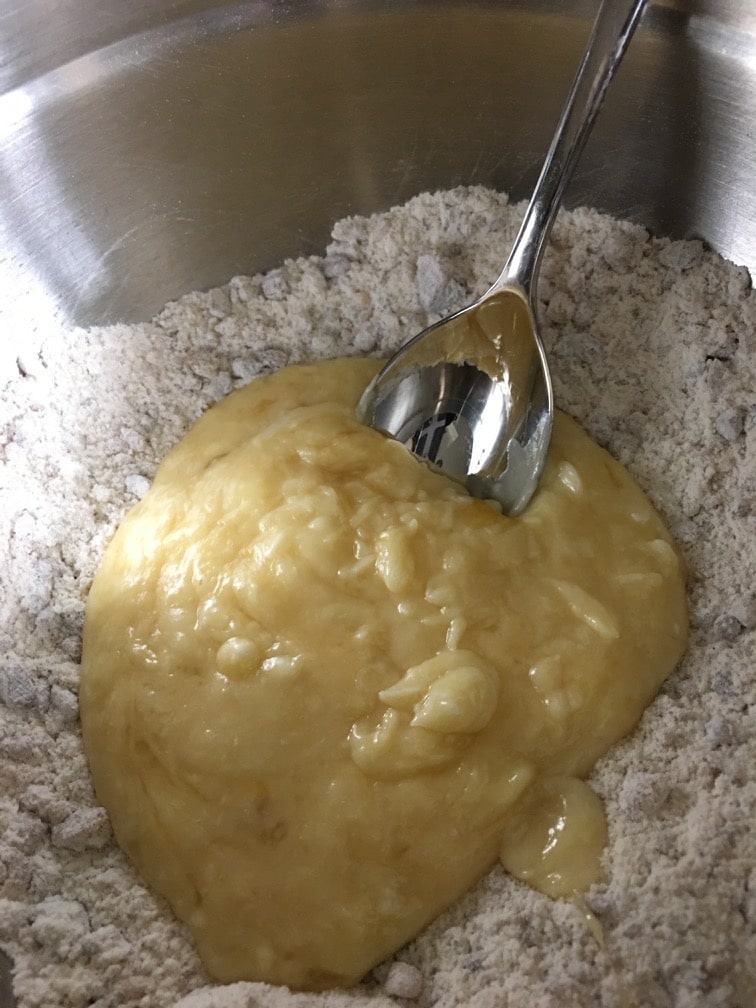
1, 186, 754, 1008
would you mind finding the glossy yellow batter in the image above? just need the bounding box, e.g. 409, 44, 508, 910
80, 357, 687, 990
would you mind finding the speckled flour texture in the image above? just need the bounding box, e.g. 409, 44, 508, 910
1, 187, 754, 1008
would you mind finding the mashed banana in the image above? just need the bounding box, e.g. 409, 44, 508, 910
80, 357, 687, 990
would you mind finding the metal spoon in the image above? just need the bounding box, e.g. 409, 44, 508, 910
358, 0, 648, 515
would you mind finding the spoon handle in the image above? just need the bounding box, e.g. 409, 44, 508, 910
492, 0, 648, 299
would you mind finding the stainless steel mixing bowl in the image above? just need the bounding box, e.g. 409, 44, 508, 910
0, 2, 754, 1003
1, 0, 755, 343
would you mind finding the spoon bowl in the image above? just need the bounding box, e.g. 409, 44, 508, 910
363, 287, 552, 514
358, 0, 648, 514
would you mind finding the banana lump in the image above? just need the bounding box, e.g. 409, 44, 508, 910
80, 357, 687, 990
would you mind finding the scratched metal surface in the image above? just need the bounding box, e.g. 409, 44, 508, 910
1, 0, 755, 343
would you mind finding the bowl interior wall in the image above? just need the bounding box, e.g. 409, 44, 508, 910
1, 0, 755, 331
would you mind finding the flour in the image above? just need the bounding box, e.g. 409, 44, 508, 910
1, 187, 754, 1007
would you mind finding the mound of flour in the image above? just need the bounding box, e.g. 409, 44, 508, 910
1, 187, 754, 1008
